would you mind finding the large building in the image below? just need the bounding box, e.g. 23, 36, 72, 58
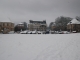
28, 20, 47, 31
67, 19, 80, 32
0, 19, 14, 33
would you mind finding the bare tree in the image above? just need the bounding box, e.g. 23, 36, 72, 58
75, 16, 80, 21
55, 16, 72, 31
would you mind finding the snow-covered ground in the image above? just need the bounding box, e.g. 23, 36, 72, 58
0, 34, 80, 60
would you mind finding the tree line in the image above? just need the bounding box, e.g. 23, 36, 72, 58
14, 16, 80, 32
49, 16, 80, 31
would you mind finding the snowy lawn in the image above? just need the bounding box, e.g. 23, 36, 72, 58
0, 34, 80, 60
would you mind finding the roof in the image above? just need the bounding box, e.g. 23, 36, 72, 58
0, 18, 12, 23
29, 20, 46, 24
18, 23, 24, 25
67, 19, 80, 25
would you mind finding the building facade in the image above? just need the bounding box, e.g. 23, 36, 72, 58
28, 20, 47, 31
0, 22, 14, 33
67, 19, 80, 32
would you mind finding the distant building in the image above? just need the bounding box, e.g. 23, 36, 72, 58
0, 19, 14, 33
67, 19, 80, 32
28, 20, 47, 31
14, 22, 27, 32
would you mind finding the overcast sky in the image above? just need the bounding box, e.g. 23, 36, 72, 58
0, 0, 80, 24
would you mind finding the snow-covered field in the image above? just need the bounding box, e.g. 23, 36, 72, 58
0, 34, 80, 60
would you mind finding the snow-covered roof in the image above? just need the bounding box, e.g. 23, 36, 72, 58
67, 19, 80, 25
0, 19, 11, 22
18, 23, 24, 24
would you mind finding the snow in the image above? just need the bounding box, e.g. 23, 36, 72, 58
20, 31, 28, 34
18, 23, 24, 24
0, 18, 11, 22
68, 19, 80, 25
8, 31, 14, 34
0, 34, 80, 60
27, 31, 32, 34
37, 31, 42, 34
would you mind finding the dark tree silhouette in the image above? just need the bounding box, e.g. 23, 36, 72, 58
55, 16, 72, 31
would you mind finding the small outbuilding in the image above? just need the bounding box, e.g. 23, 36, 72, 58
67, 19, 80, 32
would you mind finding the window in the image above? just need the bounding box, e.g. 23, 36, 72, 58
7, 23, 9, 26
3, 23, 5, 26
